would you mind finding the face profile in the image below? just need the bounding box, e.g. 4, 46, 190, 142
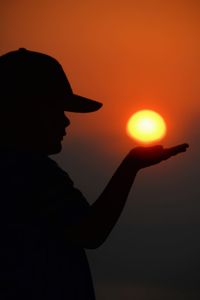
37, 107, 71, 155
0, 88, 71, 155
0, 48, 102, 155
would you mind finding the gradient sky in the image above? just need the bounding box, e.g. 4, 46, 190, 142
1, 1, 200, 299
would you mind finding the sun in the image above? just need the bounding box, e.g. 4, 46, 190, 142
127, 110, 167, 143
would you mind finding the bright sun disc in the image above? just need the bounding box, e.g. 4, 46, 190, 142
127, 110, 167, 143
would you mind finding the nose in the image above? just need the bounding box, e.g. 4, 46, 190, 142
64, 114, 70, 127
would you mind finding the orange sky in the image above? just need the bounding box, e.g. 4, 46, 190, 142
1, 0, 199, 200
1, 0, 200, 156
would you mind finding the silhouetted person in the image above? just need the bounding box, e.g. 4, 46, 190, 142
0, 48, 189, 300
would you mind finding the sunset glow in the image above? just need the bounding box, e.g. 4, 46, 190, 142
127, 110, 167, 144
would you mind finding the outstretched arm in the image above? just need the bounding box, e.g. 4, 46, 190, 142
65, 143, 189, 248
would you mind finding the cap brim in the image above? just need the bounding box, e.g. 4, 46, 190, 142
64, 94, 103, 113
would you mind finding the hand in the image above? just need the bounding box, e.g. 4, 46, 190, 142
129, 143, 189, 170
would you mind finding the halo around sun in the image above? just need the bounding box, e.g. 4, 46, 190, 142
127, 110, 167, 143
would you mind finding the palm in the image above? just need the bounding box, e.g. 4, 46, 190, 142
130, 144, 189, 169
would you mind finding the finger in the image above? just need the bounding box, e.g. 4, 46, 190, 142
163, 143, 189, 158
169, 143, 189, 154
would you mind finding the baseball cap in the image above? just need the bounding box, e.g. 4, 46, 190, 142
0, 48, 102, 113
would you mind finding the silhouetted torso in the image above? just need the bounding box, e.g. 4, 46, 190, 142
0, 149, 95, 300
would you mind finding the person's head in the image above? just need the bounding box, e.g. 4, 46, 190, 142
0, 48, 102, 155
